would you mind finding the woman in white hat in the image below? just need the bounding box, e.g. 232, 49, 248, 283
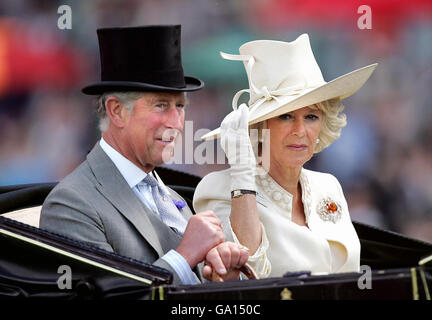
193, 34, 377, 278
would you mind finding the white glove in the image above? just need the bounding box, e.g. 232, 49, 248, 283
220, 104, 257, 192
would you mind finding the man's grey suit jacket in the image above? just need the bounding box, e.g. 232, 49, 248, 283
40, 143, 197, 285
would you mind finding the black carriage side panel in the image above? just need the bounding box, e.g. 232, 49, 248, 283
162, 266, 432, 300
353, 221, 432, 269
0, 217, 172, 299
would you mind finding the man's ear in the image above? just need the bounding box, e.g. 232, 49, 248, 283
105, 96, 129, 128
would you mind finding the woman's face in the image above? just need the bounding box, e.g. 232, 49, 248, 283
265, 105, 323, 172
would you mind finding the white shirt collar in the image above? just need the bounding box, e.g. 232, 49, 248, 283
99, 137, 146, 188
99, 138, 171, 193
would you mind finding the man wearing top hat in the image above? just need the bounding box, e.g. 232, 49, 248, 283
40, 25, 249, 285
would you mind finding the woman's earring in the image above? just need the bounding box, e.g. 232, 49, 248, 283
316, 138, 320, 144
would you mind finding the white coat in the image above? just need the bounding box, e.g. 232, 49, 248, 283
193, 167, 361, 278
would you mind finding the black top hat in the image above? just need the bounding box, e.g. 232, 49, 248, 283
82, 25, 204, 95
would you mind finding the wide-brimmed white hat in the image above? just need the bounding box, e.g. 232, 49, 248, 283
201, 34, 377, 141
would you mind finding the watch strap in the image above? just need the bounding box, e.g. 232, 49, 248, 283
231, 189, 257, 199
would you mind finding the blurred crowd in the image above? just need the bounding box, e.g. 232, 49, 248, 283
0, 0, 431, 242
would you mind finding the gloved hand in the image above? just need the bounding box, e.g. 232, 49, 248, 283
220, 104, 257, 192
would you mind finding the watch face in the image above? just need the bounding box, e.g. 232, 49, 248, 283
231, 190, 242, 198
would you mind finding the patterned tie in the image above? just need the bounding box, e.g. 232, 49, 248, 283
142, 174, 188, 234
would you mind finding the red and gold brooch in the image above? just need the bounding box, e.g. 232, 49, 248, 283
316, 198, 342, 223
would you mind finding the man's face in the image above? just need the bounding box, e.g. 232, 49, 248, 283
120, 91, 186, 172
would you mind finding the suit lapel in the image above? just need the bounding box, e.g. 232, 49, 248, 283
86, 144, 165, 257
164, 186, 194, 221
145, 209, 183, 251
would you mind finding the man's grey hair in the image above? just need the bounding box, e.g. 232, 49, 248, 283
96, 91, 145, 132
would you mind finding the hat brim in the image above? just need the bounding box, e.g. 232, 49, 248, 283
201, 63, 378, 141
82, 76, 204, 95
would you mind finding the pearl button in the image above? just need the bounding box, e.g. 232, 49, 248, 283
273, 191, 281, 201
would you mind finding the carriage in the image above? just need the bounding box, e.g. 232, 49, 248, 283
0, 167, 431, 300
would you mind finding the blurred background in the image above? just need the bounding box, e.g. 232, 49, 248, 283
0, 0, 431, 242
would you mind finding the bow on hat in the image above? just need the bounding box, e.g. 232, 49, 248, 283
220, 52, 310, 114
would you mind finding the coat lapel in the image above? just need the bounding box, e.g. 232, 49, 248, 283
300, 170, 352, 262
86, 144, 165, 257
145, 207, 183, 252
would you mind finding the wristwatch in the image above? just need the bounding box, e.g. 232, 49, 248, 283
231, 189, 257, 199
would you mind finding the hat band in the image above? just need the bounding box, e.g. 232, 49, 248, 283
220, 52, 319, 114
101, 69, 186, 88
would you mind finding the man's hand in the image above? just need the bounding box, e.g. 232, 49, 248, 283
202, 242, 249, 281
176, 211, 225, 268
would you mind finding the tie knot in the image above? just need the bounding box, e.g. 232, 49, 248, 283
142, 174, 159, 188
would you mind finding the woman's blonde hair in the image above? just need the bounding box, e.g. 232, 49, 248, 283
314, 98, 347, 153
249, 98, 347, 154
